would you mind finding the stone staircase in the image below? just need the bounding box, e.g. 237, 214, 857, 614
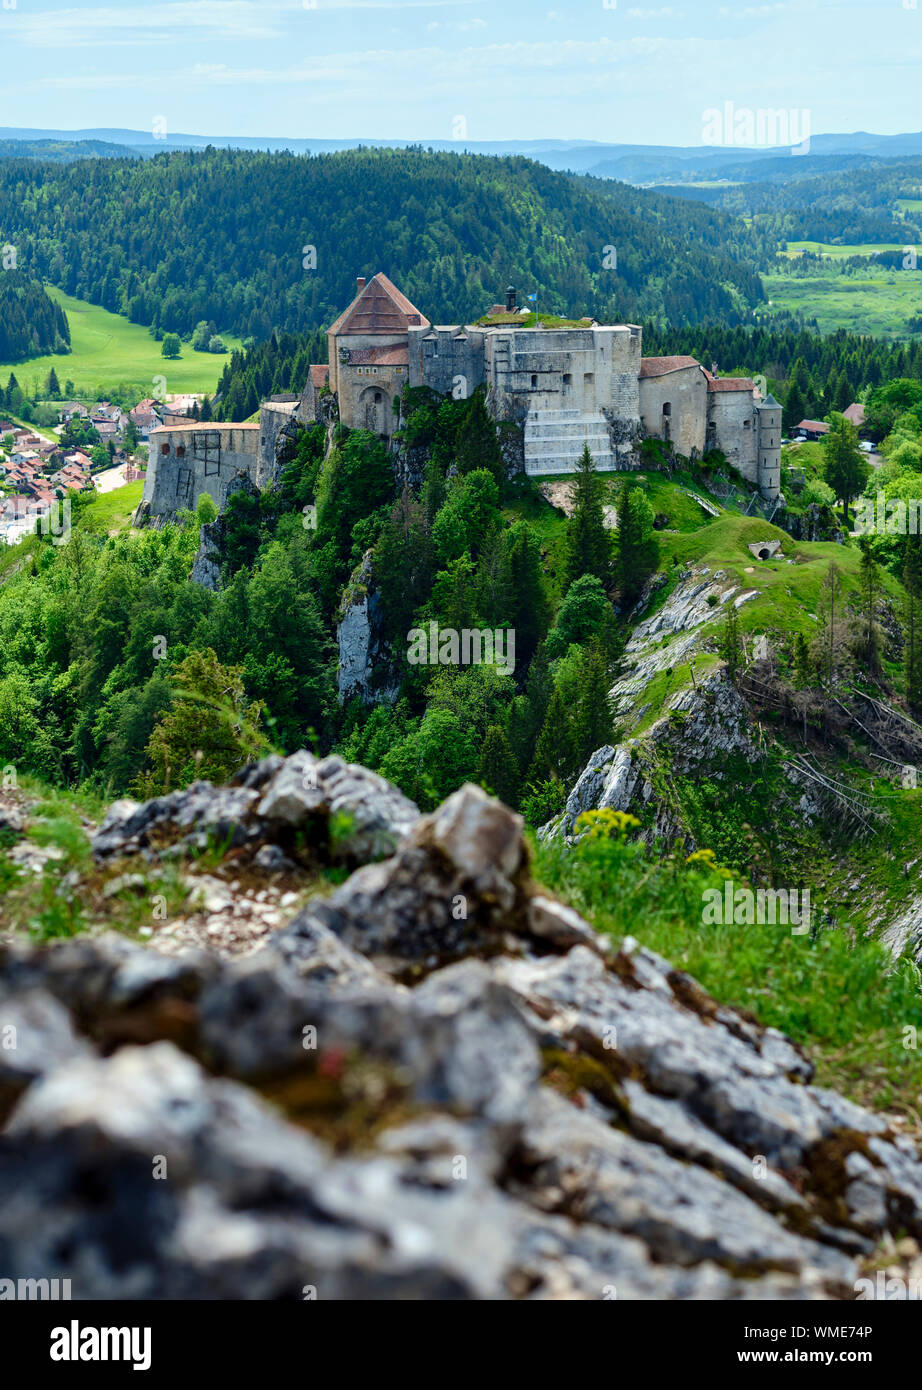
523, 408, 616, 476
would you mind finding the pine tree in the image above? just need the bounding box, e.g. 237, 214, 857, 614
904, 536, 922, 713
566, 445, 610, 585
857, 539, 881, 674
506, 520, 551, 662
834, 370, 852, 413
573, 643, 613, 763
793, 632, 813, 689
720, 599, 743, 679
530, 684, 578, 785
783, 380, 807, 435
454, 388, 503, 487
823, 412, 869, 525
616, 482, 656, 606
477, 724, 521, 808
46, 367, 61, 399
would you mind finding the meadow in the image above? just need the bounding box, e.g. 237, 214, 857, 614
0, 290, 243, 402
764, 263, 922, 337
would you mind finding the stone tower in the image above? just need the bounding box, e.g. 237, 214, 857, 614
756, 393, 782, 501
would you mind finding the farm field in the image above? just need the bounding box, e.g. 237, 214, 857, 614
780, 240, 908, 259
0, 290, 243, 402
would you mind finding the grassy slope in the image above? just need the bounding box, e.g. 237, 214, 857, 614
0, 290, 243, 400
529, 475, 922, 1114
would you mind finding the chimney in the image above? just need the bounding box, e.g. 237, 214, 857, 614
356, 276, 366, 294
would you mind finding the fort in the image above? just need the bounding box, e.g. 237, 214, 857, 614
140, 271, 781, 522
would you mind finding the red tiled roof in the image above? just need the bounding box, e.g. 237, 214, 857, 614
707, 375, 755, 393
639, 355, 702, 378
328, 273, 429, 337
309, 364, 330, 388
346, 345, 409, 366
843, 403, 866, 427
796, 419, 830, 433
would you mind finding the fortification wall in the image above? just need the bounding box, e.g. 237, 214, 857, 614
256, 401, 301, 488
484, 326, 642, 426
409, 326, 486, 398
709, 393, 758, 484
142, 424, 260, 520
639, 366, 707, 459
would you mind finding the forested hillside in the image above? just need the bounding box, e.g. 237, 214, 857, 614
0, 271, 71, 362
0, 146, 764, 343
665, 157, 922, 253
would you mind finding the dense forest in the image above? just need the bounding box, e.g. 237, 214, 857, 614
0, 271, 70, 362
0, 386, 651, 826
663, 157, 922, 254
212, 329, 326, 421
0, 146, 765, 344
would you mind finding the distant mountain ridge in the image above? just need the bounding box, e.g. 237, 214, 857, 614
4, 128, 922, 183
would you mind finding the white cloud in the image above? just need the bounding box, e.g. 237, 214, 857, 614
16, 2, 286, 48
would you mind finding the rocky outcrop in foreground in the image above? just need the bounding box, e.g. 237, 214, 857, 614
1, 760, 921, 1299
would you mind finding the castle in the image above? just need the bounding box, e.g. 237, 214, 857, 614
301, 273, 781, 498
140, 271, 780, 523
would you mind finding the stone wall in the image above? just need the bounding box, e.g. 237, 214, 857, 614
142, 424, 261, 520
483, 325, 642, 427
256, 401, 301, 488
708, 392, 759, 485
639, 366, 707, 459
408, 325, 486, 398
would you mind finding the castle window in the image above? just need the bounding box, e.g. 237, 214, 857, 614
585, 373, 594, 385
531, 375, 538, 388
662, 402, 671, 417
176, 445, 186, 458
563, 373, 572, 386
375, 392, 382, 403
744, 419, 751, 429
161, 443, 170, 455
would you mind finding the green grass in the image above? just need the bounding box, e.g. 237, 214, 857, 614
0, 289, 243, 401
781, 240, 908, 259
74, 481, 145, 535
535, 826, 922, 1114
657, 510, 902, 637
764, 264, 922, 338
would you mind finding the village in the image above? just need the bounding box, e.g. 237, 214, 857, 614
0, 391, 208, 544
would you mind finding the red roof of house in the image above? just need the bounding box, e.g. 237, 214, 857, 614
843, 403, 866, 427
706, 374, 755, 393
309, 364, 330, 388
639, 355, 702, 378
796, 419, 830, 433
328, 273, 429, 337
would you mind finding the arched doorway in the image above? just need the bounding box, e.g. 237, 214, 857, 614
358, 384, 392, 438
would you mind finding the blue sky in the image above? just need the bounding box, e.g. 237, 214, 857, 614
0, 0, 919, 145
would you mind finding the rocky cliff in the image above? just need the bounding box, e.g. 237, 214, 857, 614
1, 754, 921, 1299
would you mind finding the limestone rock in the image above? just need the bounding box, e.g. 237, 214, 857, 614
2, 763, 922, 1300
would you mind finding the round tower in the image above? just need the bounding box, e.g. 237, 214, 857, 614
756, 393, 782, 501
